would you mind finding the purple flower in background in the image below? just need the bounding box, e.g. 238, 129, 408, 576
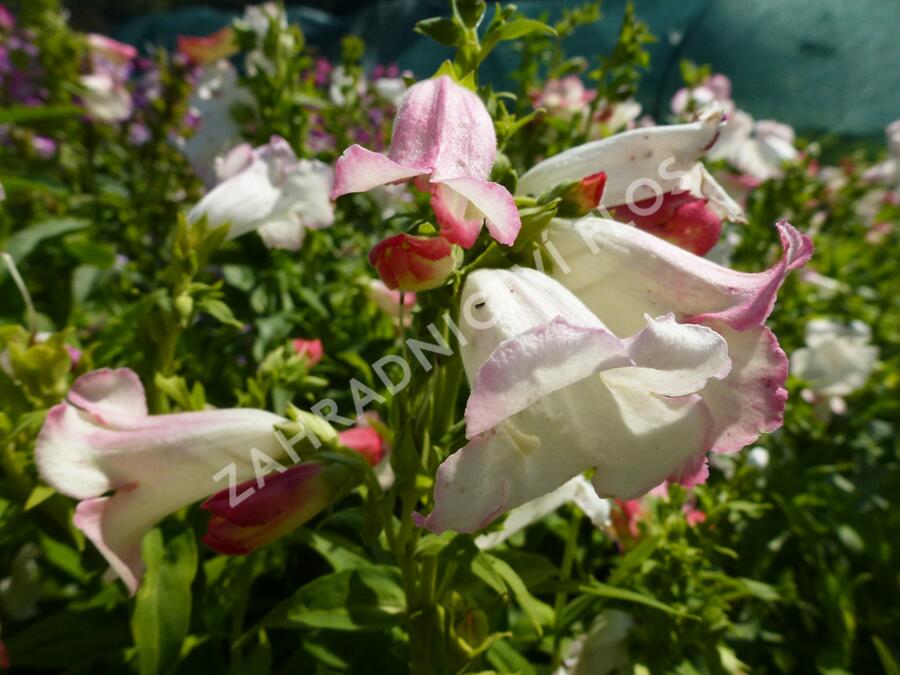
31, 135, 56, 159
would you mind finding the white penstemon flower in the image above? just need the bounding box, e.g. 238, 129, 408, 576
792, 319, 878, 415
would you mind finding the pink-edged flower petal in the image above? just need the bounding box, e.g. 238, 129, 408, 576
549, 218, 812, 335
331, 144, 425, 198
66, 367, 147, 424
437, 177, 521, 246
465, 317, 629, 437
697, 323, 789, 454
417, 374, 712, 533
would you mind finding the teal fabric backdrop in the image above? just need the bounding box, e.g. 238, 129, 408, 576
116, 0, 900, 138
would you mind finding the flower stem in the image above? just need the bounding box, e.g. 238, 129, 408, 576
551, 506, 582, 669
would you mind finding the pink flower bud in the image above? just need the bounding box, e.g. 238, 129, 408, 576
292, 338, 323, 367
338, 427, 387, 466
612, 192, 722, 256
368, 233, 455, 292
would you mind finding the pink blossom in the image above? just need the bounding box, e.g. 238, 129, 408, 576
332, 76, 521, 248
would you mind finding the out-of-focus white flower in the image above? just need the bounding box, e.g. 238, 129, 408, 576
183, 60, 254, 183
80, 73, 132, 122
709, 110, 799, 181
189, 136, 334, 251
555, 610, 634, 675
535, 76, 596, 116
863, 119, 900, 192
792, 319, 878, 415
372, 76, 408, 107
327, 65, 364, 106
747, 446, 770, 470
671, 73, 734, 117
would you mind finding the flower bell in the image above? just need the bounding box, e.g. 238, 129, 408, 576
368, 233, 456, 292
189, 136, 335, 250
416, 219, 811, 534
332, 75, 521, 248
516, 107, 746, 252
35, 368, 290, 593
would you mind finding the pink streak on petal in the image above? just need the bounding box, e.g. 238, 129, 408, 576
331, 145, 425, 198
438, 176, 521, 246
465, 317, 628, 437
74, 492, 143, 596
430, 182, 483, 248
66, 368, 148, 424
687, 220, 813, 330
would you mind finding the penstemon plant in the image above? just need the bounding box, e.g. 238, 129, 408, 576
1, 1, 898, 674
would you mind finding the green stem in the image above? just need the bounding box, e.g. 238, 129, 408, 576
551, 506, 582, 669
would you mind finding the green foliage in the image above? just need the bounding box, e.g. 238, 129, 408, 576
0, 1, 898, 674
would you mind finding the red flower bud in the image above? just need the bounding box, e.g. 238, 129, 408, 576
568, 171, 607, 215
292, 338, 324, 367
368, 233, 455, 292
612, 191, 722, 256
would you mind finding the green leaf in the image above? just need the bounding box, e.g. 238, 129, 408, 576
415, 17, 462, 46
2, 218, 90, 270
480, 19, 556, 63
482, 553, 554, 635
131, 526, 198, 675
197, 297, 244, 329
24, 485, 55, 510
487, 639, 537, 675
578, 581, 690, 617
0, 105, 83, 124
872, 636, 900, 675
262, 565, 406, 631
5, 608, 129, 668
37, 532, 90, 582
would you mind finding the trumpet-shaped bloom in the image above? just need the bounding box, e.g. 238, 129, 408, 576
369, 233, 456, 291
517, 106, 745, 226
34, 368, 288, 593
332, 75, 521, 248
189, 136, 334, 250
548, 217, 811, 454
708, 110, 798, 182
533, 75, 595, 116
416, 219, 811, 533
